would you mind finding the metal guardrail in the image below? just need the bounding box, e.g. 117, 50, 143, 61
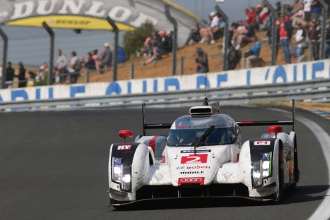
0, 78, 329, 112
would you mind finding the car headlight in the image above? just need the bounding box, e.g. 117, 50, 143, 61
111, 157, 131, 191
252, 152, 273, 188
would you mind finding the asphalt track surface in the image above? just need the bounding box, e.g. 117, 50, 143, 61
1, 106, 329, 220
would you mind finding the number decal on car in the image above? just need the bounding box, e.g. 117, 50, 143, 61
181, 154, 208, 164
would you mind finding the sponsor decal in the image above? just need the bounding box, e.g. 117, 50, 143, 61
253, 141, 271, 145
117, 145, 132, 150
177, 125, 187, 128
180, 150, 211, 153
181, 154, 208, 164
178, 177, 205, 186
186, 165, 211, 169
180, 171, 204, 174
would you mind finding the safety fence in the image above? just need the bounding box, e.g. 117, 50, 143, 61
0, 78, 329, 112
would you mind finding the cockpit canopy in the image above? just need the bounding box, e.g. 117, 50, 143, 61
167, 127, 235, 146
167, 113, 240, 146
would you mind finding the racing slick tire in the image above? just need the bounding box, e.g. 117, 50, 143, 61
273, 141, 284, 202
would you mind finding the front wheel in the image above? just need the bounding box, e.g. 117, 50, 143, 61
273, 142, 284, 202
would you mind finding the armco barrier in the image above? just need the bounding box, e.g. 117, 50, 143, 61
0, 59, 330, 102
0, 78, 329, 112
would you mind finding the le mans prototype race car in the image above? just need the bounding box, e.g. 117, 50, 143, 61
108, 100, 299, 207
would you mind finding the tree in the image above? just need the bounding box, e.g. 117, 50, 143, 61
123, 21, 157, 60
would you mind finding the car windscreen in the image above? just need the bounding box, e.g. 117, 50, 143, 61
167, 127, 234, 146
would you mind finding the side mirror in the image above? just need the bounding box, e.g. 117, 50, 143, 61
118, 130, 133, 142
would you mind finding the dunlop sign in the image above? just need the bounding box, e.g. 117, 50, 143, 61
0, 0, 199, 39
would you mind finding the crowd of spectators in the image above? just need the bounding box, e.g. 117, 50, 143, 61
3, 0, 330, 87
187, 0, 329, 70
228, 0, 327, 68
4, 42, 126, 88
139, 30, 174, 66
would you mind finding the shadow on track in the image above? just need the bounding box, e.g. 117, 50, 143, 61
281, 185, 330, 205
110, 185, 329, 211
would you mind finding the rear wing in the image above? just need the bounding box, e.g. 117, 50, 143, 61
142, 103, 171, 136
237, 100, 296, 132
142, 100, 296, 135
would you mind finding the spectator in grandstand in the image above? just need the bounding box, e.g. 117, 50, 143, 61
195, 47, 209, 73
258, 4, 270, 27
304, 0, 313, 22
310, 0, 321, 21
85, 52, 96, 72
158, 30, 171, 53
276, 1, 282, 14
291, 2, 307, 28
35, 69, 42, 83
17, 61, 26, 88
279, 13, 294, 64
67, 51, 79, 83
78, 56, 86, 75
241, 36, 261, 69
117, 46, 126, 63
140, 37, 153, 57
291, 23, 307, 62
38, 62, 48, 81
230, 22, 239, 47
185, 22, 201, 45
215, 16, 226, 39
141, 32, 167, 66
5, 61, 14, 89
235, 21, 256, 50
227, 43, 241, 70
325, 23, 330, 58
56, 49, 68, 84
26, 71, 35, 87
291, 0, 302, 15
99, 43, 112, 69
54, 67, 60, 83
199, 11, 219, 44
245, 8, 257, 25
309, 19, 321, 60
92, 49, 101, 74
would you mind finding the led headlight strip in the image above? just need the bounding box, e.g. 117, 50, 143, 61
252, 152, 273, 188
111, 157, 131, 191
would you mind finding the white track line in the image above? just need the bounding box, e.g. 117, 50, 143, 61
298, 116, 330, 220
269, 108, 330, 220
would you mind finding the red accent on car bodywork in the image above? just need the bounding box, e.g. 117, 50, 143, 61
149, 135, 159, 152
268, 125, 282, 133
237, 121, 254, 124
118, 130, 133, 142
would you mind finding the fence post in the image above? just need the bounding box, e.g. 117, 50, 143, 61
0, 28, 8, 89
215, 5, 229, 71
319, 0, 328, 59
106, 16, 119, 82
308, 41, 313, 61
179, 56, 184, 75
165, 4, 178, 76
84, 70, 89, 83
263, 0, 277, 66
130, 63, 134, 79
42, 22, 54, 86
